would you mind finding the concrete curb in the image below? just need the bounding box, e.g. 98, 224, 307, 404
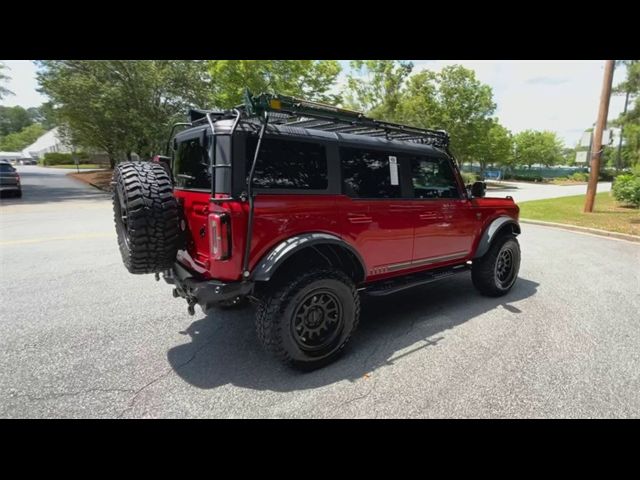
520, 218, 640, 243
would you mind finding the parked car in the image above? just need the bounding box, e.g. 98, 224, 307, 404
111, 91, 521, 369
19, 158, 37, 165
0, 163, 22, 197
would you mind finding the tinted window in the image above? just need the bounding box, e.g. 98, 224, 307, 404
246, 137, 328, 190
0, 164, 16, 173
410, 156, 460, 199
173, 137, 211, 189
341, 148, 401, 198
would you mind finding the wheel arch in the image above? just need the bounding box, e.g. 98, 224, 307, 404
251, 233, 366, 284
474, 216, 521, 259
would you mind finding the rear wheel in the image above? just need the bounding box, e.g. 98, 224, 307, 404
112, 161, 179, 274
255, 268, 360, 370
471, 234, 520, 297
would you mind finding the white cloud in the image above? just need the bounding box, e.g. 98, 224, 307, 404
0, 60, 48, 108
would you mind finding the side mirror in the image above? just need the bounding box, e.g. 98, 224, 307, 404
470, 181, 486, 198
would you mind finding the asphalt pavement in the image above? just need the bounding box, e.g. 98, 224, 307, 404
486, 180, 612, 203
0, 166, 638, 418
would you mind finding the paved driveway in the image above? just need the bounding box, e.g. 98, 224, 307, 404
1, 167, 638, 418
486, 181, 612, 203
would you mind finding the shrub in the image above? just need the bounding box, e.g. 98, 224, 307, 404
612, 174, 640, 208
506, 173, 544, 182
42, 152, 73, 165
599, 169, 619, 182
41, 151, 92, 166
570, 172, 589, 182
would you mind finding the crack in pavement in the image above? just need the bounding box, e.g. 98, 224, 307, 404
117, 323, 225, 418
10, 387, 136, 403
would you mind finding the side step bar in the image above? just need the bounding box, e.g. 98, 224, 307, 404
364, 263, 470, 297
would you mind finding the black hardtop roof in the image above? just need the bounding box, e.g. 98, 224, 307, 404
175, 118, 449, 157
177, 90, 451, 157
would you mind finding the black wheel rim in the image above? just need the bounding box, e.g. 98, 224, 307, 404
291, 289, 344, 353
115, 185, 131, 249
495, 246, 516, 288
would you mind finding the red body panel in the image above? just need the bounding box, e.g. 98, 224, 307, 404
173, 188, 519, 284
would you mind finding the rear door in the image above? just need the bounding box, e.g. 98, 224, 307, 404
338, 146, 415, 278
407, 154, 477, 265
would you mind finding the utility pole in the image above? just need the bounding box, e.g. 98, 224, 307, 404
584, 60, 615, 213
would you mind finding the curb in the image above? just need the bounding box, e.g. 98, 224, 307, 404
520, 218, 640, 243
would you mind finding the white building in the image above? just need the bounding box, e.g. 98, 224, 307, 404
21, 127, 72, 159
0, 151, 29, 162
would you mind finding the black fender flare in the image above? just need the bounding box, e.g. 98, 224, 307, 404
251, 233, 366, 282
474, 216, 521, 259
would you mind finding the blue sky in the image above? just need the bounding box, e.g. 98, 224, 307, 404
1, 60, 628, 147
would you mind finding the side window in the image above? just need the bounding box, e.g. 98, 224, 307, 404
341, 147, 401, 198
246, 137, 328, 190
173, 137, 211, 189
410, 156, 460, 199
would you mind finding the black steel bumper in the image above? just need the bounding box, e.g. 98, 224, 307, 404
163, 262, 253, 313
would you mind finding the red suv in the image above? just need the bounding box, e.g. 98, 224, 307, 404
112, 92, 521, 369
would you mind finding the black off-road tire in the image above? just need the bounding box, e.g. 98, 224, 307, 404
112, 161, 179, 274
255, 268, 360, 370
471, 233, 520, 297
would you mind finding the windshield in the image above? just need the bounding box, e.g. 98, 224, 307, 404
173, 137, 212, 190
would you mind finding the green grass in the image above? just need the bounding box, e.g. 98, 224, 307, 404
43, 164, 105, 169
519, 191, 640, 236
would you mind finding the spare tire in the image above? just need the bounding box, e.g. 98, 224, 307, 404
112, 161, 179, 274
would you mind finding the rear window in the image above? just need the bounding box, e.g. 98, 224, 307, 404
246, 136, 328, 190
0, 164, 16, 173
173, 137, 211, 189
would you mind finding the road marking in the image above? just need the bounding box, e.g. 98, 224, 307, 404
0, 232, 113, 246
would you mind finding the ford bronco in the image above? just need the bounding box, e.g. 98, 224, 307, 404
112, 91, 521, 369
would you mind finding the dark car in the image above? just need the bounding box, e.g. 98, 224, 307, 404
111, 91, 521, 369
0, 163, 22, 197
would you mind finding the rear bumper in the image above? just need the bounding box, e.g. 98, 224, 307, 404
164, 262, 253, 312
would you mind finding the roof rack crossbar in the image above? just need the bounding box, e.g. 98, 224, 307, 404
237, 90, 450, 148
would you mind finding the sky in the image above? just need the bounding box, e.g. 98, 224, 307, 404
1, 60, 629, 147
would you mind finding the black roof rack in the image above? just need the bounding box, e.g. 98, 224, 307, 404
183, 91, 449, 149
237, 90, 450, 149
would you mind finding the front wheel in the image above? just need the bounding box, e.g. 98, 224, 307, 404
255, 268, 360, 370
472, 234, 520, 297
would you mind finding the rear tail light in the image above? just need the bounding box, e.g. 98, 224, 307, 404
209, 212, 231, 260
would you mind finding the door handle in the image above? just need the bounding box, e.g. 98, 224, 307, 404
348, 215, 373, 224
419, 212, 443, 220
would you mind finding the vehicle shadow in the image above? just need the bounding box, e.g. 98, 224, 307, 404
167, 274, 539, 392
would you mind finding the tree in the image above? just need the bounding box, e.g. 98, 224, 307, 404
0, 62, 13, 100
396, 65, 497, 167
37, 60, 212, 167
513, 130, 564, 170
0, 106, 33, 137
612, 60, 639, 169
474, 120, 514, 174
0, 124, 46, 151
207, 60, 342, 109
344, 60, 414, 120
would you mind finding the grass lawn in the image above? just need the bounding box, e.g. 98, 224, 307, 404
68, 169, 114, 192
519, 191, 640, 236
44, 164, 104, 169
